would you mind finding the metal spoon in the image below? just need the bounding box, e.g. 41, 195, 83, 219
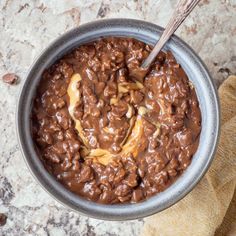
141, 0, 201, 69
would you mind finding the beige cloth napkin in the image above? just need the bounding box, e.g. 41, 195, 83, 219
141, 75, 236, 236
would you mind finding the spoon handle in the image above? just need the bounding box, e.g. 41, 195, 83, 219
141, 0, 201, 68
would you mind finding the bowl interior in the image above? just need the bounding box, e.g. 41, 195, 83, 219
17, 19, 220, 220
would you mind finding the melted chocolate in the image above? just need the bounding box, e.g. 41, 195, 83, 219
32, 37, 201, 204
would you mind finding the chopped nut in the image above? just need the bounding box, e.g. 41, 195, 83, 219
135, 81, 144, 89
153, 127, 161, 138
97, 99, 105, 108
150, 121, 161, 138
138, 106, 148, 116
103, 126, 114, 134
0, 213, 7, 226
153, 121, 161, 128
110, 97, 119, 105
126, 104, 134, 118
188, 81, 194, 89
118, 84, 129, 93
126, 82, 141, 90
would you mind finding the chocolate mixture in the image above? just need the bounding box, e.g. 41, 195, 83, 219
32, 37, 201, 204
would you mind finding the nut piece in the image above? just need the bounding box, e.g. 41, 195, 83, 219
138, 106, 148, 116
188, 81, 194, 89
135, 81, 144, 89
110, 97, 119, 105
0, 213, 7, 226
126, 104, 134, 118
2, 73, 19, 84
153, 127, 161, 138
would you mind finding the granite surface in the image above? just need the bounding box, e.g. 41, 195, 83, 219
0, 0, 235, 235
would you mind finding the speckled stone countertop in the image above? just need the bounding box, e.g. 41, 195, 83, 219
0, 0, 235, 235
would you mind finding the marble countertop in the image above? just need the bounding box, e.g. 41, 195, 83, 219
0, 0, 235, 235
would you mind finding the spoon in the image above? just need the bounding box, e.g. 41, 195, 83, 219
141, 0, 201, 69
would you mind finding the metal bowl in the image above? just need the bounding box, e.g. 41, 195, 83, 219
17, 19, 220, 220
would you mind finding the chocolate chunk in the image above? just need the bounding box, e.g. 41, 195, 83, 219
2, 73, 19, 84
0, 213, 7, 226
